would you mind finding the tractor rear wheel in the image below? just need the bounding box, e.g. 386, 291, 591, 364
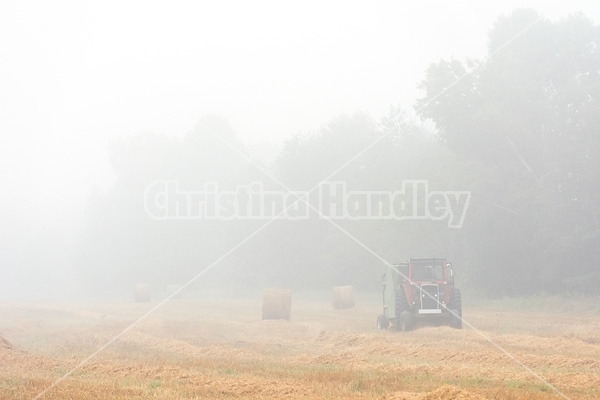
395, 287, 412, 331
449, 288, 462, 329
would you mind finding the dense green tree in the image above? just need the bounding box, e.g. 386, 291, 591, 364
417, 9, 600, 294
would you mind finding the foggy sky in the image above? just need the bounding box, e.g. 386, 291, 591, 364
1, 1, 599, 298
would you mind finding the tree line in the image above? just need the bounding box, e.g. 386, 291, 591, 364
77, 9, 600, 297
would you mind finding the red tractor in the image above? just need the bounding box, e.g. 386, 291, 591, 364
376, 258, 462, 331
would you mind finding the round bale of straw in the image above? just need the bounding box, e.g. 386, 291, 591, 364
262, 289, 292, 320
166, 284, 183, 299
133, 283, 152, 303
332, 285, 355, 309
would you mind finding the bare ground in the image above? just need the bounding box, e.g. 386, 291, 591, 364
0, 292, 599, 399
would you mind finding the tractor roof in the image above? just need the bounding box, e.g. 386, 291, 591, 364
409, 258, 447, 265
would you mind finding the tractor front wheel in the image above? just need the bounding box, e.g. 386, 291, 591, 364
398, 311, 413, 331
376, 314, 389, 330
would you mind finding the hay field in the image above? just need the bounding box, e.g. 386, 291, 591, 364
0, 292, 598, 399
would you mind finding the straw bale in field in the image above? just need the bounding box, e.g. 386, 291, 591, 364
332, 285, 355, 309
262, 289, 291, 320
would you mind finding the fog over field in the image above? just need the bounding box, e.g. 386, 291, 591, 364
2, 2, 600, 399
2, 1, 600, 299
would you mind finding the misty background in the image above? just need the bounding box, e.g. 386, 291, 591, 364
1, 2, 600, 299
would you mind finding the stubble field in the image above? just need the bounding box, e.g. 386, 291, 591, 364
0, 291, 599, 399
